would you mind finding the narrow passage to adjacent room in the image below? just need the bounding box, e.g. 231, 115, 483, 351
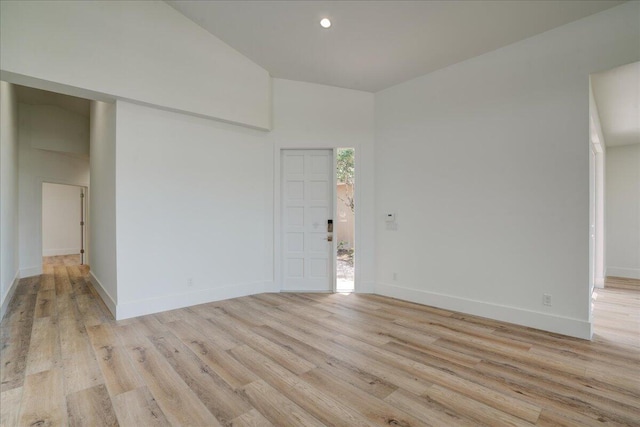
42, 182, 87, 268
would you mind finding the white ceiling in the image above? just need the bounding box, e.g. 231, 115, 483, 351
15, 84, 90, 117
167, 0, 625, 92
591, 61, 640, 147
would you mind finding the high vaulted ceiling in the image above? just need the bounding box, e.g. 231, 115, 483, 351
167, 0, 625, 92
15, 84, 90, 117
591, 61, 640, 147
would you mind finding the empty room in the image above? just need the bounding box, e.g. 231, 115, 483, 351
1, 1, 639, 426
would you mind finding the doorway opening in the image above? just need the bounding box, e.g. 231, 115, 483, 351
336, 148, 355, 293
589, 61, 640, 330
42, 182, 87, 267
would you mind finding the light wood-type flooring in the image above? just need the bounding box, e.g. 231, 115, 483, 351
1, 259, 639, 426
41, 254, 82, 267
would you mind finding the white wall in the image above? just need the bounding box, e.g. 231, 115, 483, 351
42, 183, 82, 256
267, 79, 375, 293
18, 103, 90, 277
109, 80, 374, 320
30, 105, 89, 156
0, 0, 270, 130
114, 101, 269, 319
589, 82, 606, 289
0, 81, 20, 319
606, 144, 640, 279
374, 1, 640, 339
89, 101, 117, 314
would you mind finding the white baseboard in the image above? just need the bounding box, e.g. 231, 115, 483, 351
43, 248, 80, 257
263, 280, 279, 293
606, 267, 640, 280
88, 271, 117, 318
116, 281, 266, 320
594, 277, 605, 288
0, 270, 20, 321
375, 282, 592, 340
20, 266, 42, 278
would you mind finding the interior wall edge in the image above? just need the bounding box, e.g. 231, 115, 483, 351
18, 266, 42, 278
0, 270, 19, 321
88, 271, 117, 318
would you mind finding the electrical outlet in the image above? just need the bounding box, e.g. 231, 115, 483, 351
543, 293, 552, 306
187, 278, 194, 287
393, 272, 398, 281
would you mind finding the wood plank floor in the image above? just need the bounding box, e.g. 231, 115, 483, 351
1, 261, 639, 426
41, 254, 82, 266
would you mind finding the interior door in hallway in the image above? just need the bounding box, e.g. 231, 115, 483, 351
281, 149, 334, 292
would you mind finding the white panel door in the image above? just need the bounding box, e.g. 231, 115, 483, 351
282, 149, 333, 291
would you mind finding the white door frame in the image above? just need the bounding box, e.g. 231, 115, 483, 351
274, 146, 361, 293
38, 178, 90, 267
589, 125, 606, 292
590, 146, 596, 298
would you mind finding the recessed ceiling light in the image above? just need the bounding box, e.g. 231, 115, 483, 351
320, 18, 331, 29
